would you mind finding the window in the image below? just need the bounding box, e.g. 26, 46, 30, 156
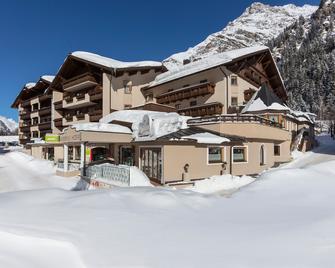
32, 131, 39, 138
274, 145, 280, 156
190, 100, 197, 107
124, 81, 132, 94
175, 104, 181, 110
231, 97, 238, 107
260, 145, 265, 165
32, 103, 39, 111
75, 146, 81, 160
269, 115, 279, 123
208, 147, 223, 164
231, 76, 238, 86
68, 146, 74, 161
233, 147, 247, 162
32, 117, 39, 126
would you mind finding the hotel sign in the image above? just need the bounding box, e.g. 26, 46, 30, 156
45, 134, 60, 143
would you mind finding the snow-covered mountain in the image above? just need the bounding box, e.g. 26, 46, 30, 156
268, 0, 335, 117
0, 116, 18, 135
164, 2, 317, 69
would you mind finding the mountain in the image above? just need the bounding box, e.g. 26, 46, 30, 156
0, 116, 18, 135
164, 2, 317, 69
268, 0, 335, 118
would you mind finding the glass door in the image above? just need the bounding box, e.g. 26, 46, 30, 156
140, 147, 162, 182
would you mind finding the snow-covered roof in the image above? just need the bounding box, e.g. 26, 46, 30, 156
70, 51, 163, 70
241, 84, 289, 114
70, 123, 132, 134
41, 75, 55, 83
181, 132, 230, 144
288, 110, 315, 124
149, 46, 269, 88
100, 110, 190, 141
24, 82, 36, 90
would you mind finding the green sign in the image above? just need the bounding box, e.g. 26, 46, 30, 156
45, 134, 60, 143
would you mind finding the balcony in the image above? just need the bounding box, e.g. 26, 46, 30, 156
20, 124, 31, 132
39, 106, 52, 116
156, 82, 215, 105
19, 134, 30, 140
54, 101, 63, 110
89, 109, 103, 122
63, 93, 96, 109
39, 94, 52, 102
88, 87, 103, 102
21, 100, 31, 108
54, 118, 63, 128
20, 112, 31, 120
178, 102, 223, 117
38, 121, 52, 131
63, 73, 98, 92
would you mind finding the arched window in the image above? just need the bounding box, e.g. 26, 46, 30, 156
260, 145, 265, 166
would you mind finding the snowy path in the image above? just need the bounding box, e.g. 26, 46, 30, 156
283, 135, 335, 168
0, 148, 79, 192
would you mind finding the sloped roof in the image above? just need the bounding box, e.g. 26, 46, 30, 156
156, 127, 245, 143
147, 46, 269, 88
241, 84, 290, 114
70, 51, 163, 71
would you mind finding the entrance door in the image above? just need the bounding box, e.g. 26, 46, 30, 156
120, 146, 135, 166
140, 147, 162, 182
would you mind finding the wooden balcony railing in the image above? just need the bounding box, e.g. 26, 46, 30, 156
39, 94, 52, 102
63, 73, 97, 92
156, 82, 215, 105
178, 102, 223, 117
76, 113, 85, 120
54, 101, 63, 110
21, 100, 31, 108
38, 121, 52, 131
39, 106, 52, 116
187, 114, 283, 129
54, 118, 63, 128
89, 109, 103, 122
89, 87, 103, 102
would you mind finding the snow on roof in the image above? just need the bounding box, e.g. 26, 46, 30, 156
70, 123, 132, 134
288, 110, 315, 123
100, 110, 190, 141
41, 75, 55, 83
181, 132, 230, 144
241, 84, 289, 113
149, 46, 269, 88
71, 51, 163, 70
24, 82, 36, 89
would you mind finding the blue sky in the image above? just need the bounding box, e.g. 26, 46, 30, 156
0, 0, 319, 120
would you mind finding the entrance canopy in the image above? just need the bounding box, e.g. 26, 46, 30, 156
60, 123, 133, 144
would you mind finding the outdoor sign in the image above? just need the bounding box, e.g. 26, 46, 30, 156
44, 134, 60, 143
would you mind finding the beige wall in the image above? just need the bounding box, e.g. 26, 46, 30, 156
198, 122, 291, 142
103, 69, 161, 113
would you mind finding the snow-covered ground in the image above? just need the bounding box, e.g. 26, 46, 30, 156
0, 135, 335, 267
0, 148, 79, 193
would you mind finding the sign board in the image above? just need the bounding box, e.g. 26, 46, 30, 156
45, 134, 60, 143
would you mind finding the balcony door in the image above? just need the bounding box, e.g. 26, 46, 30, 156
140, 147, 162, 183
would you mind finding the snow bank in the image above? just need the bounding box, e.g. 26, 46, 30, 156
0, 135, 19, 142
0, 151, 79, 193
189, 174, 255, 194
71, 51, 162, 70
129, 166, 153, 187
70, 122, 132, 134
